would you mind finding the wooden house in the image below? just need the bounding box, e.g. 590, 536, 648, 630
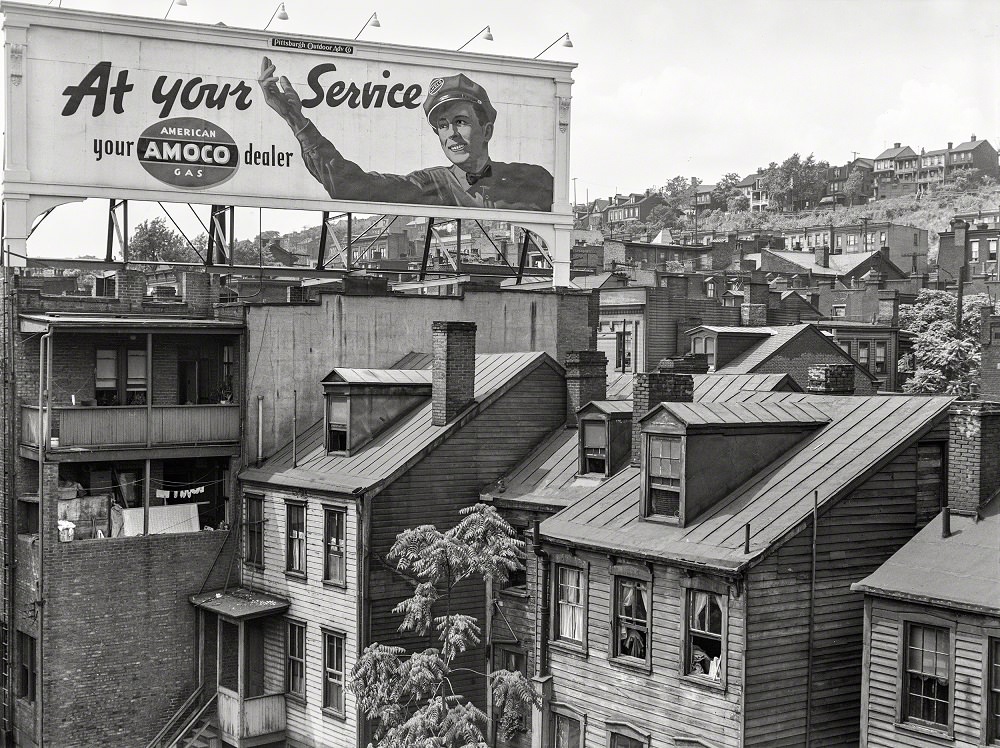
852, 400, 1000, 747
495, 365, 953, 748
234, 322, 567, 747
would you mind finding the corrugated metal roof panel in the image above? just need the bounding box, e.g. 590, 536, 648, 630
323, 368, 432, 385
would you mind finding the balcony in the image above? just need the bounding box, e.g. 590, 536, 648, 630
21, 404, 239, 453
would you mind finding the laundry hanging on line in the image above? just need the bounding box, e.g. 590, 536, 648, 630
154, 485, 206, 500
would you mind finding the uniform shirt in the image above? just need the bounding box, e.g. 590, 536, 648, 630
295, 122, 553, 212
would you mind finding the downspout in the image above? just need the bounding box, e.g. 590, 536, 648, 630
36, 329, 50, 747
256, 396, 263, 467
805, 489, 818, 745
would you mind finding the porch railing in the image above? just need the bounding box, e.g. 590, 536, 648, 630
217, 690, 286, 741
21, 404, 239, 449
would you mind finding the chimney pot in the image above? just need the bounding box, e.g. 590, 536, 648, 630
431, 321, 477, 426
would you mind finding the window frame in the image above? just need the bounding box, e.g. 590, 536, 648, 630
321, 629, 347, 719
679, 576, 729, 691
492, 645, 529, 736
984, 631, 1000, 745
605, 721, 651, 748
245, 492, 264, 569
873, 341, 888, 375
645, 433, 683, 522
326, 394, 349, 454
895, 614, 956, 737
285, 618, 307, 703
17, 630, 36, 703
285, 501, 307, 579
550, 554, 588, 655
858, 340, 871, 369
579, 417, 610, 477
322, 505, 347, 587
550, 702, 586, 748
609, 562, 653, 672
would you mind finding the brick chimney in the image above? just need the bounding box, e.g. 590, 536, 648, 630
116, 269, 147, 310
432, 321, 477, 426
659, 354, 709, 375
876, 289, 900, 326
894, 142, 901, 148
632, 362, 693, 466
806, 364, 855, 395
741, 270, 769, 326
814, 245, 830, 268
947, 400, 1000, 516
947, 142, 953, 150
564, 350, 607, 427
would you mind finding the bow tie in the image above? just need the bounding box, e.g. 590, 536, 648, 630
465, 164, 493, 186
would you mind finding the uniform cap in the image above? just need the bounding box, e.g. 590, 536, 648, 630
423, 73, 497, 125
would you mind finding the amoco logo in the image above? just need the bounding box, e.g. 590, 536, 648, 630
137, 117, 239, 189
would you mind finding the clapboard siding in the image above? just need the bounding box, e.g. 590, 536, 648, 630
745, 446, 929, 746
368, 362, 566, 706
240, 486, 359, 748
863, 597, 997, 748
545, 548, 745, 748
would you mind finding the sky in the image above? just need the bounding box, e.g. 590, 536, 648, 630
9, 0, 1000, 258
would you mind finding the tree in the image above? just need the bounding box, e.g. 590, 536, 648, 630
711, 172, 745, 211
759, 154, 830, 211
129, 218, 198, 263
350, 504, 537, 748
899, 289, 993, 395
843, 167, 867, 206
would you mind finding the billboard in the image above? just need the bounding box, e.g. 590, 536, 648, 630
1, 3, 575, 228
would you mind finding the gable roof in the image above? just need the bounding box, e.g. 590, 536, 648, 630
874, 145, 912, 160
241, 352, 555, 495
953, 139, 989, 153
713, 324, 878, 383
755, 249, 896, 277
852, 497, 1000, 616
540, 392, 953, 571
322, 368, 431, 385
736, 173, 759, 188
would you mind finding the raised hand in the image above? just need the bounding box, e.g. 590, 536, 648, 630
258, 56, 307, 131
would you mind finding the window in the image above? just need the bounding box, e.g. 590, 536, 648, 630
880, 232, 887, 246
245, 493, 264, 567
615, 330, 632, 371
990, 239, 998, 262
323, 507, 346, 585
286, 620, 306, 700
686, 590, 724, 682
647, 435, 682, 518
581, 420, 608, 475
613, 577, 649, 661
858, 341, 871, 368
704, 337, 715, 369
286, 503, 306, 576
96, 348, 118, 404
17, 631, 35, 702
126, 349, 147, 404
555, 565, 585, 645
874, 341, 887, 375
902, 623, 950, 730
607, 725, 649, 748
832, 305, 847, 318
493, 646, 528, 734
972, 240, 981, 262
323, 631, 346, 715
552, 711, 582, 748
705, 280, 716, 298
988, 637, 1000, 742
838, 341, 851, 356
327, 396, 348, 452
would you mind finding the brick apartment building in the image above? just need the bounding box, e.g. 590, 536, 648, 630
937, 216, 1000, 295
824, 157, 874, 206
0, 268, 244, 747
778, 222, 928, 274
603, 192, 667, 233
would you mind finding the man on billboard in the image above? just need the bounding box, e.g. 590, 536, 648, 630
258, 57, 553, 211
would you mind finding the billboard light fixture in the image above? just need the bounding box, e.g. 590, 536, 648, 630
534, 33, 573, 59
457, 25, 493, 51
264, 2, 289, 31
163, 0, 188, 19
354, 12, 381, 40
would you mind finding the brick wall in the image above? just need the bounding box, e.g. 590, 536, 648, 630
947, 399, 1000, 516
555, 291, 596, 364
807, 364, 855, 394
39, 514, 234, 747
741, 303, 768, 326
751, 331, 876, 395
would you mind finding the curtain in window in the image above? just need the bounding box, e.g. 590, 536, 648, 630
558, 567, 583, 642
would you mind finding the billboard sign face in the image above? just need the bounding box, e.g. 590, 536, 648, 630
1, 4, 574, 223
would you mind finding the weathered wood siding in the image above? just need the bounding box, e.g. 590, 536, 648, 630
368, 363, 566, 707
240, 486, 359, 748
863, 597, 997, 747
546, 549, 746, 748
745, 443, 936, 746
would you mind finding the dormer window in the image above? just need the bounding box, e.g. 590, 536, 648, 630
581, 420, 607, 475
691, 336, 715, 370
647, 435, 682, 518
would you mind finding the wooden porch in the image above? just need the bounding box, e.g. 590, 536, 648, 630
21, 404, 240, 451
